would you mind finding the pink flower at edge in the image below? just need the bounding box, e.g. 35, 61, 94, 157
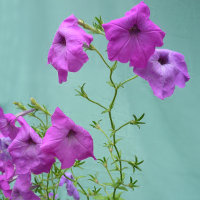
102, 1, 165, 68
41, 107, 96, 169
11, 173, 40, 200
48, 14, 93, 84
8, 116, 55, 175
0, 174, 12, 199
0, 107, 19, 140
133, 49, 190, 99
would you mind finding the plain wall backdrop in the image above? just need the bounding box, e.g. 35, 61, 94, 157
0, 0, 199, 199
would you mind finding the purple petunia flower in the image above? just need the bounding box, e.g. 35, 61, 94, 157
48, 14, 93, 84
0, 107, 19, 140
11, 173, 40, 200
8, 116, 55, 175
133, 49, 190, 99
102, 1, 165, 68
49, 192, 59, 199
59, 172, 80, 200
41, 107, 96, 169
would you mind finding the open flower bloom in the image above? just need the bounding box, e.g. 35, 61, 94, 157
8, 117, 54, 175
0, 108, 19, 140
48, 14, 93, 84
59, 172, 80, 200
102, 1, 165, 68
41, 107, 96, 169
11, 173, 40, 200
134, 49, 190, 99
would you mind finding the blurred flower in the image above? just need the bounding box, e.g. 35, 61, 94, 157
134, 49, 190, 99
11, 173, 40, 200
102, 1, 165, 68
59, 172, 80, 200
49, 192, 59, 199
48, 14, 93, 84
41, 107, 96, 169
0, 137, 12, 161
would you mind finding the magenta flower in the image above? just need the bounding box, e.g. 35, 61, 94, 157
59, 172, 80, 200
41, 107, 96, 169
134, 49, 190, 99
102, 1, 165, 68
11, 173, 40, 200
0, 107, 19, 140
31, 152, 55, 175
48, 14, 93, 84
8, 116, 54, 175
0, 174, 12, 199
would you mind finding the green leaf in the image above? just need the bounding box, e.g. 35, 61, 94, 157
106, 81, 115, 87
118, 186, 128, 191
103, 182, 113, 186
101, 109, 110, 114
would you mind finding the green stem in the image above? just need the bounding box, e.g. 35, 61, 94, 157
90, 45, 111, 69
98, 128, 112, 143
108, 67, 123, 182
120, 75, 138, 87
69, 169, 89, 200
78, 19, 105, 36
105, 166, 115, 184
46, 173, 50, 200
31, 114, 46, 128
115, 121, 132, 132
113, 188, 117, 199
85, 96, 107, 110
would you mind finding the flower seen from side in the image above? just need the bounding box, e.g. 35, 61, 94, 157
48, 14, 93, 84
133, 49, 190, 99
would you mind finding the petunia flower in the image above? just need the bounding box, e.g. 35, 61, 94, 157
11, 173, 40, 200
133, 49, 190, 99
0, 107, 19, 140
59, 172, 80, 200
31, 151, 55, 175
41, 107, 96, 169
102, 1, 165, 68
48, 14, 93, 84
8, 116, 54, 175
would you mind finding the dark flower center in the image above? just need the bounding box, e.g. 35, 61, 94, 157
129, 24, 141, 34
67, 130, 76, 139
26, 138, 36, 145
57, 33, 66, 46
158, 54, 169, 65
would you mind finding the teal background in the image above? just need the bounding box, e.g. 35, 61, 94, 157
0, 0, 199, 199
